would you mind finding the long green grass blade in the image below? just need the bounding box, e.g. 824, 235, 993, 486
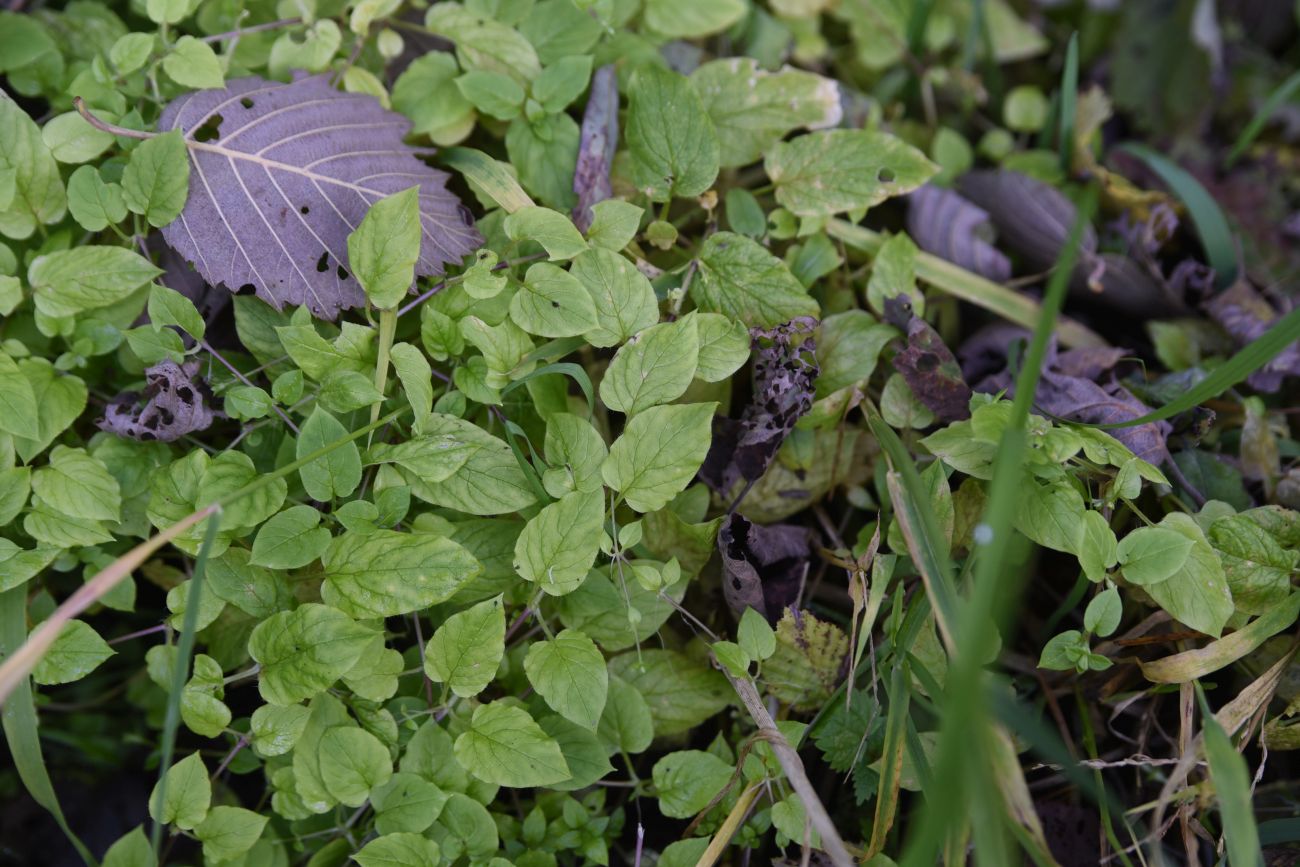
1227, 69, 1300, 166
1088, 302, 1300, 429
1119, 143, 1238, 289
150, 511, 222, 858
0, 589, 98, 866
1197, 685, 1264, 867
901, 187, 1097, 867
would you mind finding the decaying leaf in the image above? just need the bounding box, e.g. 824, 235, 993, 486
1205, 280, 1300, 392
906, 184, 1011, 283
1036, 359, 1172, 467
700, 317, 819, 497
99, 359, 217, 442
958, 170, 1097, 275
572, 64, 618, 232
159, 75, 481, 320
884, 297, 971, 423
718, 513, 811, 622
764, 608, 849, 711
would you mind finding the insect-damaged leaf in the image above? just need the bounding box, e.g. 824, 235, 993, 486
884, 297, 972, 424
718, 513, 812, 622
700, 318, 819, 497
158, 75, 481, 320
99, 359, 218, 443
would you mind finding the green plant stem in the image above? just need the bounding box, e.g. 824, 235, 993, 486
370, 306, 397, 440
151, 511, 221, 858
825, 218, 1107, 349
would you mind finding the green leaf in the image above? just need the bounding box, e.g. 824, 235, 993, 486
1038, 629, 1088, 671
354, 832, 443, 867
1207, 514, 1297, 616
454, 702, 570, 787
389, 342, 434, 430
534, 55, 593, 112
1142, 514, 1234, 638
147, 0, 190, 24
321, 529, 481, 618
391, 413, 539, 515
652, 750, 733, 819
570, 247, 660, 348
626, 64, 719, 202
643, 0, 746, 38
866, 231, 923, 317
348, 186, 421, 310
504, 206, 588, 260
0, 11, 56, 73
148, 753, 210, 831
250, 505, 331, 569
766, 129, 938, 217
692, 57, 841, 168
194, 806, 268, 863
600, 314, 699, 415
424, 594, 505, 698
393, 54, 476, 145
693, 313, 750, 383
598, 675, 655, 754
102, 827, 156, 867
1117, 526, 1194, 586
122, 130, 189, 227
510, 262, 599, 337
1084, 587, 1122, 638
110, 33, 155, 75
585, 200, 644, 252
366, 432, 476, 483
248, 603, 374, 705
738, 607, 777, 660
372, 773, 448, 835
815, 310, 895, 397
456, 70, 525, 120
147, 283, 204, 340
1077, 509, 1118, 583
426, 3, 542, 86
608, 649, 731, 736
524, 629, 608, 729
318, 369, 383, 413
0, 351, 38, 440
542, 413, 607, 498
27, 246, 161, 318
162, 36, 225, 90
66, 165, 127, 232
712, 640, 750, 677
319, 727, 393, 806
250, 704, 310, 757
1012, 477, 1087, 555
32, 445, 120, 523
515, 489, 605, 595
603, 402, 717, 513
0, 95, 66, 238
32, 619, 114, 685
296, 408, 363, 501
125, 325, 186, 365
41, 112, 115, 165
692, 232, 819, 328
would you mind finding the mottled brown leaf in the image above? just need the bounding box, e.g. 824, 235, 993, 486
885, 297, 971, 423
99, 360, 217, 442
717, 513, 811, 622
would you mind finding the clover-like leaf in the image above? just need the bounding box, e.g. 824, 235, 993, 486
158, 75, 481, 319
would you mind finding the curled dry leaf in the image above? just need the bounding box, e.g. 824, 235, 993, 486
159, 75, 481, 320
906, 184, 1011, 283
958, 169, 1097, 274
572, 64, 619, 231
884, 296, 972, 423
718, 513, 812, 622
700, 318, 819, 497
99, 359, 217, 443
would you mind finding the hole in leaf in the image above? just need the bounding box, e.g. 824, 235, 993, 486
336, 266, 349, 280
316, 252, 330, 273
193, 113, 223, 142
300, 205, 309, 214
240, 97, 255, 109
551, 301, 560, 308
877, 167, 895, 183
237, 283, 256, 295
